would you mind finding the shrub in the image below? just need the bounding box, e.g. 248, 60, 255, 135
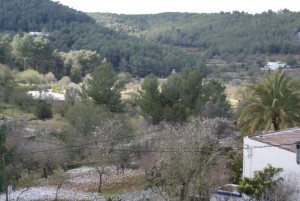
34, 100, 53, 120
51, 84, 63, 93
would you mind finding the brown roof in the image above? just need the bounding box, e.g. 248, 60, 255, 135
249, 127, 300, 153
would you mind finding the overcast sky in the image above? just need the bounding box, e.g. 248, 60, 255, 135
53, 0, 300, 14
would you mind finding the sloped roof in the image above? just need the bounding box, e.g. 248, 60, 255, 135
249, 127, 300, 153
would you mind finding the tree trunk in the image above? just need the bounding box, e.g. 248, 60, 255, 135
55, 183, 62, 201
16, 187, 30, 201
5, 186, 8, 201
98, 172, 102, 193
272, 116, 280, 131
180, 182, 189, 201
122, 164, 125, 183
95, 167, 103, 193
3, 156, 8, 201
43, 167, 48, 178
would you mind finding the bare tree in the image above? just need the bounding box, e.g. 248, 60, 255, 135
13, 133, 68, 178
145, 118, 230, 201
16, 187, 30, 201
44, 72, 57, 85
65, 101, 132, 193
261, 173, 299, 201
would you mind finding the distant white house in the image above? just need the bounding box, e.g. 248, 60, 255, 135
243, 128, 300, 200
27, 90, 65, 101
29, 32, 49, 37
263, 61, 288, 70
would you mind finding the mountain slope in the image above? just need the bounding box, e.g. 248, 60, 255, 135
90, 11, 300, 55
0, 0, 206, 77
0, 0, 94, 32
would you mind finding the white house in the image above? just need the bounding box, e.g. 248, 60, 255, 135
243, 127, 300, 199
263, 61, 288, 70
27, 90, 65, 101
29, 32, 49, 37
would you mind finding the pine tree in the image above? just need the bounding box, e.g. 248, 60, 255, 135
138, 74, 162, 124
81, 62, 125, 112
0, 125, 14, 191
34, 100, 53, 120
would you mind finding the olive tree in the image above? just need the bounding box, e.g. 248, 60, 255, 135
145, 118, 229, 201
65, 101, 131, 192
17, 69, 44, 85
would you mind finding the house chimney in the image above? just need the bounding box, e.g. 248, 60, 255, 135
296, 141, 300, 164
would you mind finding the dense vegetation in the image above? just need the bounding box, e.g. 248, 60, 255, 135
237, 70, 300, 135
0, 0, 94, 32
0, 0, 206, 79
0, 0, 300, 200
139, 70, 230, 123
90, 10, 300, 56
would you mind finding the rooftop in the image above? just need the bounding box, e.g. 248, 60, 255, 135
249, 127, 300, 153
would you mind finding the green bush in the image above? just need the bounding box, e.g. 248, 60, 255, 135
238, 165, 283, 200
11, 90, 33, 111
51, 84, 63, 93
34, 100, 53, 120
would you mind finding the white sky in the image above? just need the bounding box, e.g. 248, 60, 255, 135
53, 0, 300, 14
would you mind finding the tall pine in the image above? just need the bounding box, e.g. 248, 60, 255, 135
81, 62, 125, 112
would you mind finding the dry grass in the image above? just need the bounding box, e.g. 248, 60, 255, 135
2, 104, 35, 119
122, 80, 141, 100
102, 174, 146, 195
28, 116, 69, 133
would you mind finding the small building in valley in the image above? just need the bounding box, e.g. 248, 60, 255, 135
29, 32, 49, 37
263, 61, 288, 70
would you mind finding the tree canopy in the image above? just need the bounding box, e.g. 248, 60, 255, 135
237, 70, 300, 135
138, 74, 163, 124
81, 62, 125, 112
91, 11, 300, 55
0, 0, 94, 32
138, 69, 230, 123
238, 165, 284, 201
0, 125, 14, 189
145, 118, 228, 200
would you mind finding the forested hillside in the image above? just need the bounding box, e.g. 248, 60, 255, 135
90, 10, 300, 55
2, 1, 300, 200
2, 0, 300, 79
0, 0, 205, 78
0, 0, 94, 32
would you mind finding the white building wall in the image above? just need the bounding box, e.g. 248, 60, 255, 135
264, 61, 286, 70
242, 137, 300, 200
243, 137, 300, 178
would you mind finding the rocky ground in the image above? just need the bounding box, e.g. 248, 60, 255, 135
0, 186, 104, 201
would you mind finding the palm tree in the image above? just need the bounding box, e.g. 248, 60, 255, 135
237, 70, 300, 136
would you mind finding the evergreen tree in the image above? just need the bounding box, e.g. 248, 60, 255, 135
34, 99, 53, 120
161, 68, 203, 122
139, 68, 216, 123
81, 62, 125, 112
197, 79, 231, 118
138, 74, 162, 124
0, 125, 14, 190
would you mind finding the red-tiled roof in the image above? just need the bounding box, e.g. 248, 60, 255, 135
249, 127, 300, 153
